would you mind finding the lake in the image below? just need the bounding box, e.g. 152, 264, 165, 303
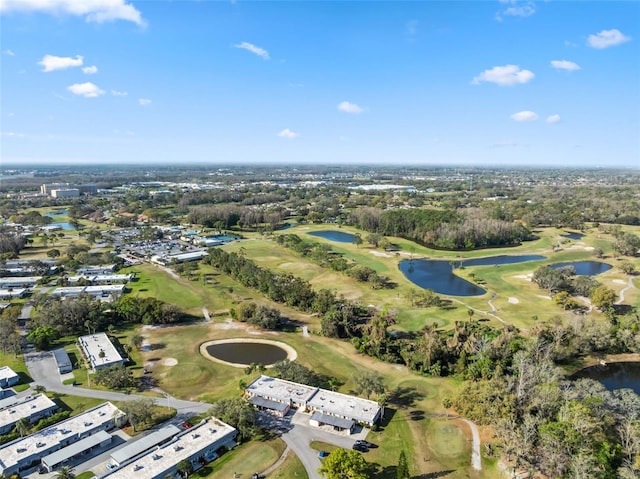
308, 230, 356, 243
49, 222, 75, 230
572, 362, 640, 395
563, 231, 585, 240
549, 261, 612, 276
205, 342, 289, 366
399, 259, 486, 296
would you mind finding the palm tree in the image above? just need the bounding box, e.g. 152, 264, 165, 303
53, 466, 75, 479
14, 417, 30, 437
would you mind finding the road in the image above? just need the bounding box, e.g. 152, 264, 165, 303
23, 348, 210, 418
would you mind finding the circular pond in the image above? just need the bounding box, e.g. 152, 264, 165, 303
308, 230, 356, 243
200, 338, 297, 368
571, 362, 640, 395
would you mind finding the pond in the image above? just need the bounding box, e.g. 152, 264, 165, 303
571, 362, 640, 395
308, 230, 356, 243
549, 261, 611, 276
399, 259, 486, 296
563, 231, 584, 240
200, 339, 296, 368
207, 234, 239, 243
49, 222, 75, 230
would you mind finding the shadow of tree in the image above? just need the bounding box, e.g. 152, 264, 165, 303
412, 471, 457, 479
388, 386, 425, 408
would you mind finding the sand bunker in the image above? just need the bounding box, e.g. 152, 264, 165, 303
508, 297, 520, 304
369, 250, 392, 258
162, 358, 178, 366
514, 274, 533, 280
613, 279, 627, 285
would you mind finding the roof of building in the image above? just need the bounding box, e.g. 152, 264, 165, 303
78, 333, 124, 370
41, 430, 112, 468
84, 285, 126, 294
0, 394, 57, 431
0, 367, 18, 383
0, 394, 20, 411
0, 277, 42, 284
51, 286, 86, 295
310, 411, 354, 430
98, 418, 236, 479
110, 425, 181, 465
307, 389, 380, 425
0, 289, 27, 298
52, 348, 72, 368
246, 375, 318, 404
249, 396, 290, 412
0, 402, 124, 473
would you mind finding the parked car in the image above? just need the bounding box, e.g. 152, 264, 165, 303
318, 450, 330, 458
352, 443, 368, 452
355, 439, 378, 449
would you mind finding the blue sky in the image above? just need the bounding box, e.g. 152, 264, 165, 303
1, 1, 639, 167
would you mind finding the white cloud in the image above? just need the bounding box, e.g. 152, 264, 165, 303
472, 64, 534, 86
138, 98, 152, 106
511, 110, 538, 122
337, 101, 363, 114
234, 42, 270, 60
111, 90, 128, 96
495, 0, 536, 21
278, 128, 299, 139
1, 131, 25, 138
550, 60, 581, 71
39, 54, 83, 72
0, 0, 145, 26
67, 82, 105, 98
587, 29, 631, 49
82, 65, 98, 74
546, 114, 561, 123
3, 49, 15, 56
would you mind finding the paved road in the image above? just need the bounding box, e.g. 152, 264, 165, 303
23, 348, 210, 418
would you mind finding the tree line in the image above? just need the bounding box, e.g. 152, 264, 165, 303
348, 207, 532, 250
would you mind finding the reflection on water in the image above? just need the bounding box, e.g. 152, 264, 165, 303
572, 362, 640, 395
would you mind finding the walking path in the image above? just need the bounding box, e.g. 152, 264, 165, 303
259, 445, 291, 477
616, 276, 635, 304
428, 413, 482, 471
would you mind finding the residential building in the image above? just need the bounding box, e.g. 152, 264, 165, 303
96, 417, 237, 479
0, 402, 125, 476
0, 394, 58, 435
0, 366, 19, 389
78, 333, 125, 371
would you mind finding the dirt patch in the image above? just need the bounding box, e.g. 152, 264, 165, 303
162, 357, 178, 366
508, 297, 520, 304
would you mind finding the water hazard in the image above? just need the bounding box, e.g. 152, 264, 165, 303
572, 362, 640, 395
308, 230, 356, 243
549, 261, 612, 276
205, 342, 289, 366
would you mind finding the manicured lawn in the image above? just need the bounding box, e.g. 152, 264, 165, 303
194, 437, 304, 478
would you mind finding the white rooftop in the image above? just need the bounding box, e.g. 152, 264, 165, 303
0, 289, 27, 298
0, 402, 124, 473
51, 286, 86, 296
0, 367, 18, 383
84, 285, 126, 295
307, 388, 381, 425
78, 333, 124, 370
246, 375, 318, 404
100, 418, 236, 479
0, 394, 56, 431
0, 277, 42, 285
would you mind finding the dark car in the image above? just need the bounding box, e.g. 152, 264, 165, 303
352, 443, 368, 452
356, 440, 378, 449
